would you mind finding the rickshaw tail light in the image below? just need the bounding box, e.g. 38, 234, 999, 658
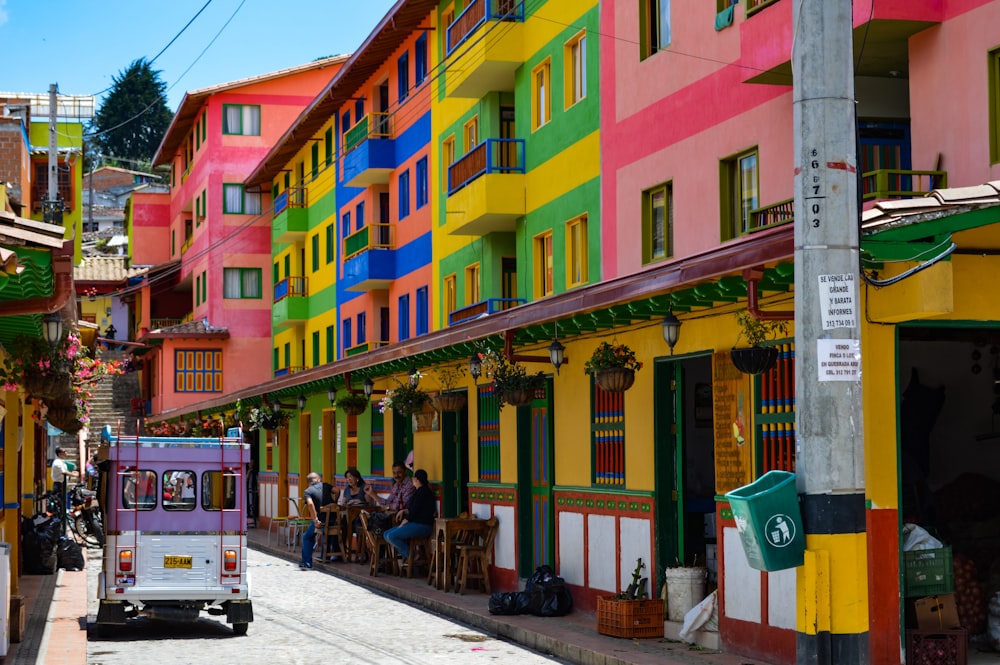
119, 549, 133, 572
223, 549, 237, 572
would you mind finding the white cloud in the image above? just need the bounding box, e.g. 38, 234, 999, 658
0, 1, 8, 28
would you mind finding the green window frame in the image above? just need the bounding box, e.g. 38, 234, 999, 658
174, 349, 223, 393
311, 234, 319, 272
311, 142, 319, 179
990, 47, 1000, 165
325, 223, 335, 264
222, 104, 261, 136
171, 230, 176, 256
222, 184, 261, 215
195, 274, 201, 306
222, 267, 262, 299
720, 148, 759, 241
312, 330, 320, 367
201, 111, 207, 142
273, 347, 279, 372
642, 181, 673, 263
201, 270, 207, 304
325, 128, 334, 167
325, 325, 334, 363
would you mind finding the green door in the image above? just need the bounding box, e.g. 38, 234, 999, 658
517, 381, 553, 575
440, 392, 469, 517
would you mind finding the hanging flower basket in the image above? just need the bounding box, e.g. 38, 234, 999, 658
502, 388, 535, 408
22, 370, 73, 401
595, 367, 636, 393
432, 391, 467, 412
730, 346, 779, 375
45, 396, 82, 434
335, 393, 370, 417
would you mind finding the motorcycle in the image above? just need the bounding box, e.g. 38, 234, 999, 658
69, 483, 104, 547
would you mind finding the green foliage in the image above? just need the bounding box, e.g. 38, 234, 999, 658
88, 58, 173, 167
735, 311, 788, 347
335, 392, 370, 412
246, 406, 291, 431
379, 377, 432, 417
479, 349, 545, 409
583, 341, 642, 375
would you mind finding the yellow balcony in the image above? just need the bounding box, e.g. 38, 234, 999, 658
444, 0, 525, 98
446, 139, 525, 236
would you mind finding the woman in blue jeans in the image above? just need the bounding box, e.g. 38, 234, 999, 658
384, 468, 435, 559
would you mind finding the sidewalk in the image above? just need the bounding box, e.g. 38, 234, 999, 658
8, 550, 88, 665
248, 528, 767, 665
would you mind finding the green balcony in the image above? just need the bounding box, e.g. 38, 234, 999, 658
272, 187, 308, 243
272, 276, 308, 330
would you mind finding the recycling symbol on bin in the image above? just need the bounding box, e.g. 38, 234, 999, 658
763, 514, 796, 548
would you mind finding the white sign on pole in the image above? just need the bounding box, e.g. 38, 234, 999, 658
336, 422, 342, 454
817, 339, 861, 382
817, 273, 857, 330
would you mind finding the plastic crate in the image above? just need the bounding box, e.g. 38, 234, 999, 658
906, 628, 967, 665
596, 596, 664, 639
904, 547, 954, 597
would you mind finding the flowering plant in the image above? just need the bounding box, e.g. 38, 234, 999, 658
146, 421, 186, 437
583, 341, 642, 375
379, 374, 432, 417
246, 406, 291, 431
435, 364, 467, 392
478, 349, 545, 409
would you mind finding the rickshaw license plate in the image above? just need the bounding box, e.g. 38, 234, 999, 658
164, 555, 192, 568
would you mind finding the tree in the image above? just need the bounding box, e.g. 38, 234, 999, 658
88, 58, 173, 170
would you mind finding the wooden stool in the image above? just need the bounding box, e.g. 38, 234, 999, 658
360, 512, 397, 577
319, 504, 346, 562
405, 536, 431, 578
455, 516, 499, 594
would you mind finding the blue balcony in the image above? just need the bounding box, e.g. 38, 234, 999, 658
272, 276, 308, 330
272, 187, 308, 243
343, 113, 395, 187
343, 247, 395, 293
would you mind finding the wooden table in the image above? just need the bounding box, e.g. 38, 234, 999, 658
428, 516, 489, 591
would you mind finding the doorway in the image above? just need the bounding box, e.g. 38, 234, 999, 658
517, 380, 554, 575
440, 394, 470, 517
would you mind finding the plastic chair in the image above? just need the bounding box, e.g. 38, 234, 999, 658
455, 516, 499, 594
266, 497, 310, 549
319, 504, 346, 562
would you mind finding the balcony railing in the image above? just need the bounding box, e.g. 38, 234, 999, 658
747, 0, 781, 17
344, 113, 394, 155
273, 365, 307, 378
447, 0, 525, 55
274, 275, 308, 302
749, 198, 794, 233
344, 224, 394, 260
273, 186, 308, 216
448, 138, 525, 195
149, 318, 182, 330
861, 169, 946, 201
449, 297, 525, 326
181, 235, 193, 255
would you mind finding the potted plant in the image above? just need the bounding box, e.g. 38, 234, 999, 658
730, 311, 789, 375
432, 364, 468, 412
584, 341, 643, 393
479, 349, 545, 409
335, 391, 370, 417
246, 406, 291, 432
379, 375, 432, 417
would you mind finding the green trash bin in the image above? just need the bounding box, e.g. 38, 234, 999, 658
725, 470, 805, 572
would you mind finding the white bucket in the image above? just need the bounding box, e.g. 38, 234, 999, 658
665, 566, 707, 622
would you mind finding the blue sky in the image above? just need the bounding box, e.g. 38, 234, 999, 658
0, 0, 398, 111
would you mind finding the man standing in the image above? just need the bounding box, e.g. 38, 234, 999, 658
51, 447, 77, 522
299, 472, 327, 568
364, 461, 415, 522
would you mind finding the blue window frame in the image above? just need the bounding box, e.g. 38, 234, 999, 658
356, 201, 365, 231
355, 99, 365, 124
342, 319, 352, 354
342, 212, 351, 238
415, 157, 428, 209
415, 34, 428, 84
357, 312, 367, 345
398, 294, 410, 341
416, 286, 428, 335
397, 52, 410, 102
398, 170, 411, 220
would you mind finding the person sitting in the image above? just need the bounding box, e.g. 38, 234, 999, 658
364, 460, 415, 522
383, 469, 436, 563
338, 467, 376, 540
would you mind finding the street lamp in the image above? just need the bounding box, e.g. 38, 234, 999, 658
408, 367, 420, 388
297, 395, 306, 411
469, 354, 482, 383
548, 338, 566, 374
327, 385, 337, 404
363, 377, 375, 398
661, 310, 682, 354
42, 312, 63, 349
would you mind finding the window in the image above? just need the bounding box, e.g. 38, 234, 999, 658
326, 223, 335, 264
416, 286, 428, 335
312, 331, 320, 367
201, 270, 207, 303
398, 294, 411, 341
171, 230, 175, 256
415, 34, 428, 85
325, 127, 334, 166
201, 470, 237, 510
464, 116, 479, 151
644, 182, 673, 262
325, 325, 334, 363
342, 319, 353, 353
222, 184, 261, 215
534, 231, 554, 297
567, 214, 588, 287
565, 31, 587, 107
174, 349, 223, 392
195, 274, 201, 306
273, 347, 279, 372
357, 312, 367, 345
163, 470, 196, 510
641, 0, 671, 60
222, 104, 260, 136
465, 263, 481, 305
444, 274, 457, 320
223, 267, 262, 299
273, 262, 280, 284
721, 149, 759, 240
342, 212, 351, 238
311, 234, 319, 272
122, 470, 157, 510
398, 52, 410, 102
341, 111, 351, 144
283, 342, 290, 369
398, 170, 411, 219
311, 142, 319, 179
991, 47, 1000, 164
356, 201, 365, 231
532, 60, 551, 130
591, 382, 626, 486
416, 157, 428, 208
201, 111, 207, 142
442, 135, 455, 191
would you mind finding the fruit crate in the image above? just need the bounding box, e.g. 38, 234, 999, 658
906, 628, 967, 665
904, 547, 954, 597
596, 596, 664, 639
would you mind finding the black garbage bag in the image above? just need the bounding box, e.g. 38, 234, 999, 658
57, 537, 85, 571
488, 591, 533, 615
22, 515, 59, 575
524, 565, 573, 617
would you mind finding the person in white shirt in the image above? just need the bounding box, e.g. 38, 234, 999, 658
51, 447, 77, 509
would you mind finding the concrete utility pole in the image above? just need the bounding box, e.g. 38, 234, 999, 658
792, 1, 867, 664
45, 83, 63, 226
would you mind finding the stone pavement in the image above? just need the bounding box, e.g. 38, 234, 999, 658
248, 527, 768, 665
